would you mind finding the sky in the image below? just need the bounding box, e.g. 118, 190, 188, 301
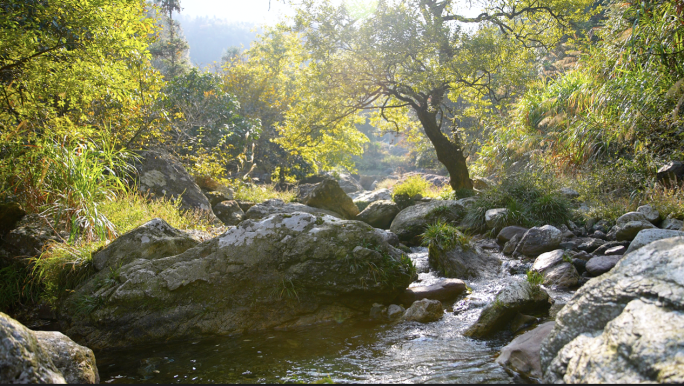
178, 0, 295, 25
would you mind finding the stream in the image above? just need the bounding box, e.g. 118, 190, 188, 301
96, 247, 544, 384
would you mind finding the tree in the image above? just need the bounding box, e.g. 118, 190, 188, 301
291, 0, 593, 190
147, 0, 191, 78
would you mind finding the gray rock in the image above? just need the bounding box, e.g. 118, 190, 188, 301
662, 217, 684, 230
428, 242, 501, 280
356, 200, 399, 229
300, 179, 359, 219
194, 176, 235, 199
334, 173, 364, 194
637, 204, 660, 224
92, 218, 198, 272
236, 200, 256, 212
577, 238, 605, 252
540, 237, 684, 383
592, 241, 630, 255
532, 250, 579, 288
0, 312, 66, 384
369, 303, 387, 320
243, 199, 341, 221
134, 151, 215, 218
624, 228, 684, 255
485, 208, 509, 229
403, 299, 444, 323
464, 279, 552, 338
63, 213, 414, 350
3, 214, 63, 258
503, 233, 522, 255
389, 200, 465, 246
656, 160, 684, 187
515, 225, 563, 257
204, 191, 233, 207
558, 188, 580, 200
213, 200, 244, 226
497, 226, 529, 245
472, 176, 494, 190
496, 321, 555, 380
352, 189, 392, 211
398, 279, 467, 305
387, 304, 405, 320
616, 220, 655, 241
33, 331, 99, 384
616, 211, 650, 226
585, 255, 620, 277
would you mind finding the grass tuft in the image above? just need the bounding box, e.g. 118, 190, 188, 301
422, 222, 472, 251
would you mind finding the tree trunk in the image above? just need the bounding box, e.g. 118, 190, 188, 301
414, 106, 473, 191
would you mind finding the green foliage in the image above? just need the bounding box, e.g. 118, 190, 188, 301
232, 183, 297, 204
0, 264, 37, 312
30, 244, 98, 306
269, 278, 300, 302
392, 176, 434, 199
461, 172, 572, 233
422, 222, 472, 251
526, 270, 544, 286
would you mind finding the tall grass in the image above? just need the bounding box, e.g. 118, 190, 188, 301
232, 182, 297, 203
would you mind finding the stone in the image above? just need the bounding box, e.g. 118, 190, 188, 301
503, 233, 522, 255
334, 173, 364, 194
398, 279, 467, 305
0, 202, 25, 237
204, 191, 233, 207
603, 246, 625, 256
496, 226, 529, 245
515, 225, 563, 257
236, 200, 256, 212
656, 160, 684, 187
589, 230, 607, 240
585, 255, 620, 277
300, 179, 359, 219
243, 199, 341, 221
33, 331, 99, 384
387, 304, 405, 320
592, 220, 612, 234
464, 279, 552, 338
496, 321, 555, 380
509, 313, 538, 333
662, 217, 684, 230
570, 250, 592, 261
352, 189, 392, 211
369, 303, 387, 320
485, 208, 509, 229
558, 188, 580, 200
616, 211, 650, 226
3, 214, 63, 258
577, 238, 605, 252
531, 250, 579, 288
403, 299, 444, 323
571, 258, 586, 275
133, 151, 215, 218
1, 312, 99, 384
359, 175, 379, 190
503, 260, 532, 275
592, 241, 630, 255
615, 220, 655, 241
428, 242, 501, 280
389, 200, 465, 246
472, 177, 494, 190
356, 200, 400, 230
213, 200, 244, 226
624, 228, 684, 255
540, 237, 684, 383
62, 213, 414, 350
194, 176, 234, 199
637, 204, 660, 224
92, 218, 198, 272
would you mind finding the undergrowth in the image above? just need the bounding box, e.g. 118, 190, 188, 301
232, 182, 297, 203
422, 222, 472, 251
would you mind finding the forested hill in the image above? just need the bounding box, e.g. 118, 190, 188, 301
176, 15, 259, 68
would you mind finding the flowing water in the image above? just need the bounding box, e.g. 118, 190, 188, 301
97, 247, 536, 384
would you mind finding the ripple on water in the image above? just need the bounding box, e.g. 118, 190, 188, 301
97, 248, 527, 384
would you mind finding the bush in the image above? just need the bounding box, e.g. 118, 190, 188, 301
393, 175, 434, 198
422, 222, 472, 251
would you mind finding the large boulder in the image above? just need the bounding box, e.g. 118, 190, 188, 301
213, 200, 244, 226
92, 218, 199, 272
428, 242, 501, 279
398, 279, 466, 305
1, 312, 99, 384
496, 226, 529, 245
335, 173, 364, 194
243, 199, 341, 221
656, 160, 684, 187
662, 217, 684, 230
531, 250, 579, 288
515, 225, 563, 257
624, 228, 684, 255
134, 151, 215, 218
485, 208, 509, 229
300, 179, 359, 219
356, 200, 399, 230
403, 298, 444, 323
636, 204, 660, 224
352, 189, 393, 211
496, 321, 555, 380
464, 279, 552, 338
62, 213, 413, 350
389, 200, 465, 246
540, 237, 684, 383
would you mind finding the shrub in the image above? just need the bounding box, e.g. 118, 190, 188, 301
422, 222, 472, 251
393, 175, 434, 199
